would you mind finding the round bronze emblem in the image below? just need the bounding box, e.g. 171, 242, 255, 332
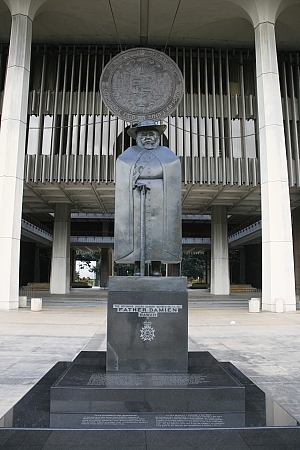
100, 48, 184, 123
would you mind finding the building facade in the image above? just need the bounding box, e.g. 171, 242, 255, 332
1, 0, 300, 311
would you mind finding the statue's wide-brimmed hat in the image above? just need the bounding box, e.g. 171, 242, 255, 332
127, 120, 166, 138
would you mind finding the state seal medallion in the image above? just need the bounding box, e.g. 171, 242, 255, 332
100, 47, 184, 122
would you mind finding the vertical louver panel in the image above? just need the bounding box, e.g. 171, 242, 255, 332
22, 45, 261, 185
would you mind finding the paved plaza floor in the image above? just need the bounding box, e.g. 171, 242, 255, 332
1, 287, 300, 425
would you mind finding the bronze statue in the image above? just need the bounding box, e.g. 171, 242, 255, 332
114, 120, 182, 276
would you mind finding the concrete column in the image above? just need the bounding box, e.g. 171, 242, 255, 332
108, 248, 114, 277
100, 248, 109, 288
205, 251, 211, 285
0, 14, 32, 309
50, 204, 71, 294
292, 207, 300, 298
211, 206, 230, 295
101, 220, 111, 286
239, 248, 246, 285
0, 0, 47, 309
255, 21, 295, 311
70, 249, 76, 284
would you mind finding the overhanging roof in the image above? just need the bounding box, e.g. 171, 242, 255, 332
0, 0, 300, 50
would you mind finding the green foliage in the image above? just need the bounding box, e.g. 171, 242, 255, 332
229, 249, 241, 283
39, 248, 52, 282
76, 251, 101, 274
76, 251, 100, 265
229, 249, 240, 267
114, 263, 135, 276
181, 253, 209, 279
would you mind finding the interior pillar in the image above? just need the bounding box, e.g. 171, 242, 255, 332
292, 207, 300, 301
0, 13, 33, 309
0, 0, 47, 309
211, 206, 230, 295
100, 248, 109, 288
70, 249, 76, 284
205, 251, 211, 285
255, 21, 295, 311
50, 204, 71, 294
108, 248, 114, 277
239, 248, 246, 285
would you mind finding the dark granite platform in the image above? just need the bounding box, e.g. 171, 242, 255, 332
0, 352, 299, 449
1, 428, 300, 450
50, 351, 245, 429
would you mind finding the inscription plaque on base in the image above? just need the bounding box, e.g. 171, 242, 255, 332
49, 351, 245, 429
106, 277, 188, 373
50, 411, 245, 429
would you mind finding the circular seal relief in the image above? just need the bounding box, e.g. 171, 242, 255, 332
100, 48, 184, 123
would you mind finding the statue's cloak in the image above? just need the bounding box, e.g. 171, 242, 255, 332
114, 145, 182, 263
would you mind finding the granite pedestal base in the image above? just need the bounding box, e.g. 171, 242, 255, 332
50, 351, 245, 429
106, 277, 188, 372
2, 354, 300, 450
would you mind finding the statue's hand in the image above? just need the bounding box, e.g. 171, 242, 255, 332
133, 183, 150, 192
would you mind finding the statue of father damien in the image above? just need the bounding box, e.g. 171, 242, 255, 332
114, 120, 182, 276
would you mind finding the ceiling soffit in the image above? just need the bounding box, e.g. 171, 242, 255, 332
0, 1, 299, 50
0, 0, 255, 47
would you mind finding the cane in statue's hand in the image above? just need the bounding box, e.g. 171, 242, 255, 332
134, 183, 150, 276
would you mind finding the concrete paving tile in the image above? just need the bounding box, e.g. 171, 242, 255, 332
0, 376, 37, 385
1, 302, 300, 423
83, 338, 106, 351
0, 405, 13, 419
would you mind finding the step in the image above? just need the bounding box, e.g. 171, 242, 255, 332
50, 351, 245, 429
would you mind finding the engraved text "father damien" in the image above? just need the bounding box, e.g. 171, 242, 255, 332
113, 304, 182, 317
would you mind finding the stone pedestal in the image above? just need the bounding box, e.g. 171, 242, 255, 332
106, 277, 188, 373
50, 351, 245, 429
249, 298, 260, 313
31, 298, 42, 311
19, 296, 27, 308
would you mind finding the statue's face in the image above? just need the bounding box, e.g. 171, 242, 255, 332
136, 130, 160, 150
